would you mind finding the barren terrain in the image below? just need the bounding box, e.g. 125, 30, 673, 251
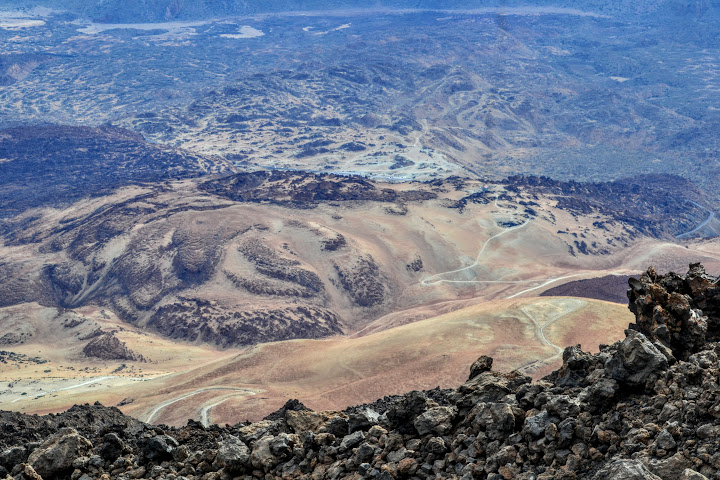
2, 9, 720, 193
1, 3, 720, 432
2, 172, 720, 424
0, 296, 632, 426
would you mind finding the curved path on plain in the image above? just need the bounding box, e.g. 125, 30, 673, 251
11, 376, 115, 403
421, 196, 532, 287
676, 201, 716, 239
420, 219, 531, 286
8, 374, 168, 404
199, 391, 257, 427
419, 196, 586, 296
143, 387, 255, 424
517, 300, 583, 374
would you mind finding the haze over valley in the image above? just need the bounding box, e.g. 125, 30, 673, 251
2, 0, 720, 433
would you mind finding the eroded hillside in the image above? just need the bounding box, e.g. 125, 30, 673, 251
3, 266, 720, 480
0, 169, 717, 349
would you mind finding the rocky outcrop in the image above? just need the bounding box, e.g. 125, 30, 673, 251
4, 266, 720, 480
0, 125, 228, 219
505, 175, 709, 240
149, 300, 344, 347
334, 255, 387, 308
82, 332, 146, 362
200, 171, 437, 209
27, 429, 92, 479
628, 263, 720, 359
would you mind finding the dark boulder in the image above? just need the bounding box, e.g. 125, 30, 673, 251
606, 330, 668, 390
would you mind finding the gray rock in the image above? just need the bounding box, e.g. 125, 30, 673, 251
646, 453, 692, 480
99, 432, 125, 462
523, 410, 550, 437
354, 443, 376, 464
386, 447, 408, 463
13, 463, 43, 480
340, 431, 365, 452
138, 434, 179, 462
606, 330, 669, 389
348, 410, 379, 433
0, 447, 26, 471
327, 416, 349, 437
581, 378, 619, 411
214, 436, 250, 473
593, 459, 663, 480
472, 402, 515, 434
385, 390, 432, 432
413, 406, 457, 435
696, 424, 717, 439
680, 469, 709, 480
655, 429, 676, 450
71, 455, 89, 469
689, 349, 718, 369
269, 433, 294, 458
27, 428, 93, 479
426, 437, 446, 454
250, 435, 280, 471
545, 394, 581, 419
358, 463, 372, 476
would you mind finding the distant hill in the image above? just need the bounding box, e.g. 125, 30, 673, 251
540, 274, 636, 304
3, 0, 720, 22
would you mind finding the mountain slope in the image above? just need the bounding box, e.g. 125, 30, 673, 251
1, 266, 720, 480
1, 171, 715, 349
0, 126, 229, 219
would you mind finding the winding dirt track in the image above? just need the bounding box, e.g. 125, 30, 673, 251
420, 196, 586, 297
517, 300, 584, 374
676, 201, 715, 239
420, 219, 531, 286
199, 391, 257, 427
421, 196, 532, 287
11, 377, 114, 403
143, 387, 255, 424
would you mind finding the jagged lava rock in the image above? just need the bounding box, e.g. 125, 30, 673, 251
27, 428, 92, 479
628, 263, 720, 359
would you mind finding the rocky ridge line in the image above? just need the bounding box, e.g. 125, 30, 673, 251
3, 265, 720, 479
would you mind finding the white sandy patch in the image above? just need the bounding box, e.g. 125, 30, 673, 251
0, 11, 46, 29
546, 46, 572, 56
312, 23, 352, 35
75, 20, 207, 42
220, 25, 264, 39
448, 7, 609, 17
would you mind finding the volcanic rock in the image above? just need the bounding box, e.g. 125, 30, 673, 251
468, 354, 493, 380
138, 434, 178, 463
628, 263, 720, 359
605, 330, 668, 390
4, 265, 720, 480
27, 428, 92, 479
593, 459, 662, 480
213, 436, 250, 473
82, 332, 146, 362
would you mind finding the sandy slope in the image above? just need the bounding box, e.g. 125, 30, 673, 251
0, 296, 632, 425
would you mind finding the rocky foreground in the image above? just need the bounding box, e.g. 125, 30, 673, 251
3, 265, 720, 480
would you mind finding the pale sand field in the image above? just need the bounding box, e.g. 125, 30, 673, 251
0, 296, 632, 426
